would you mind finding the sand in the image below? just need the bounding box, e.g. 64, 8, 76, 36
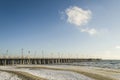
1, 65, 120, 80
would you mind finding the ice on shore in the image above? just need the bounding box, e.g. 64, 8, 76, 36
0, 71, 22, 80
0, 66, 94, 80
18, 68, 95, 80
44, 65, 120, 80
1, 64, 120, 80
17, 65, 120, 80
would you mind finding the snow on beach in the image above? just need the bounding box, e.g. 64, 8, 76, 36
1, 64, 120, 80
18, 68, 94, 80
46, 65, 120, 80
17, 64, 120, 80
0, 66, 94, 80
0, 70, 22, 80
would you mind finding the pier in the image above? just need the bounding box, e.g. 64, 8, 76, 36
0, 58, 101, 65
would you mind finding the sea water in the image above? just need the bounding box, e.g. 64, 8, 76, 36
72, 60, 120, 69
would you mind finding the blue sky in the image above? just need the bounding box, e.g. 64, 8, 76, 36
0, 0, 120, 59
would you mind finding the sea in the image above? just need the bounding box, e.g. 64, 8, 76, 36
71, 60, 120, 69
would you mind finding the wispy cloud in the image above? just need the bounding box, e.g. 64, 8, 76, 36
81, 28, 97, 36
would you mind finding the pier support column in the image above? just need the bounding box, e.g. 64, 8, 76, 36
4, 59, 6, 66
12, 60, 14, 65
52, 59, 54, 64
38, 60, 41, 64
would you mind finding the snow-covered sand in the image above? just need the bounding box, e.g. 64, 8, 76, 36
41, 65, 120, 80
18, 68, 94, 80
17, 65, 120, 80
1, 64, 120, 80
0, 66, 94, 80
0, 71, 22, 80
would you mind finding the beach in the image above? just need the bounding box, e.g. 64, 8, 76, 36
0, 62, 120, 80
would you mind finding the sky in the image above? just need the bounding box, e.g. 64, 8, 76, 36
0, 0, 120, 59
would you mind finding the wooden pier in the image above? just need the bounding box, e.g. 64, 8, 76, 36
0, 58, 101, 65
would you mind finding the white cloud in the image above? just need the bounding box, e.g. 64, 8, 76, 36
62, 6, 108, 36
64, 6, 99, 36
115, 45, 120, 49
65, 6, 91, 26
81, 28, 97, 36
